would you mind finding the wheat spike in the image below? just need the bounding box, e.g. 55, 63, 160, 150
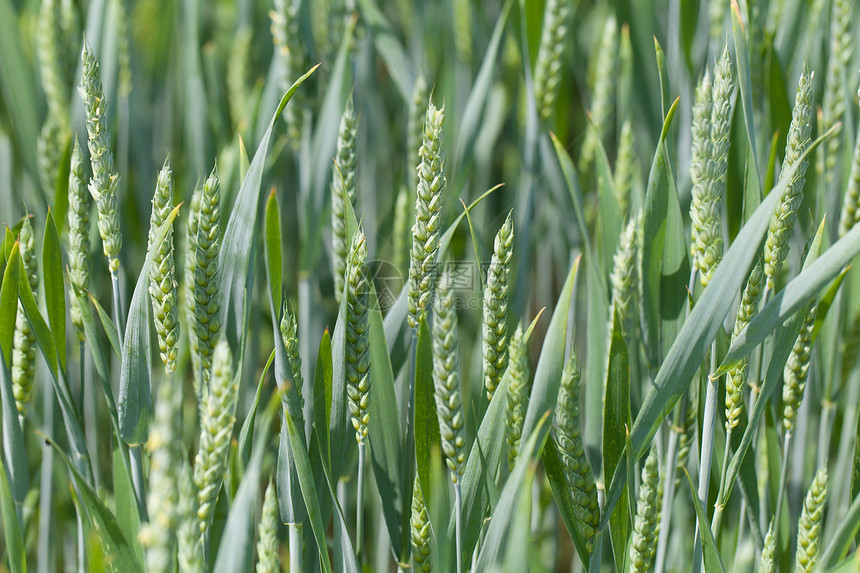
533, 0, 572, 122
505, 324, 529, 471
795, 466, 828, 572
79, 41, 122, 272
629, 443, 663, 572
433, 268, 467, 482
148, 158, 179, 373
764, 67, 814, 291
67, 137, 91, 340
411, 477, 432, 572
554, 353, 599, 551
346, 231, 371, 443
331, 97, 359, 303
256, 480, 280, 573
194, 339, 238, 534
407, 102, 446, 328
482, 211, 514, 401
194, 166, 222, 388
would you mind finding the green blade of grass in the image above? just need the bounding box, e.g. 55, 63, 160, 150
685, 470, 727, 573
520, 256, 578, 442
0, 461, 24, 573
43, 210, 67, 372
640, 97, 681, 365
0, 347, 27, 503
542, 436, 590, 568
475, 416, 550, 569
283, 412, 333, 573
415, 314, 440, 510
219, 64, 318, 348
603, 309, 631, 572
45, 435, 143, 572
731, 0, 761, 188
819, 491, 860, 568
0, 242, 19, 366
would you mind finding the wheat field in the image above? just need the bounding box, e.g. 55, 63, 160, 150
0, 0, 859, 571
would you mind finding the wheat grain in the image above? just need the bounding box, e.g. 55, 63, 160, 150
505, 324, 529, 471
194, 166, 222, 388
411, 476, 432, 572
256, 480, 280, 573
12, 217, 38, 415
533, 0, 571, 122
346, 231, 371, 443
795, 466, 828, 572
331, 96, 359, 303
67, 137, 91, 341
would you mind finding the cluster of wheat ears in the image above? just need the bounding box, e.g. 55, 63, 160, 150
2, 0, 860, 571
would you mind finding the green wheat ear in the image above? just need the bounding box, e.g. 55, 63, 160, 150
194, 166, 222, 389
629, 443, 663, 572
782, 299, 817, 433
407, 102, 446, 328
433, 268, 467, 482
482, 211, 514, 401
689, 68, 713, 271
331, 96, 359, 304
270, 0, 305, 144
614, 120, 636, 221
11, 217, 39, 415
553, 352, 599, 551
610, 213, 639, 339
194, 339, 238, 535
690, 46, 733, 288
764, 66, 814, 291
411, 476, 432, 572
407, 72, 429, 194
346, 231, 371, 444
79, 41, 122, 272
140, 380, 182, 573
838, 114, 860, 237
795, 466, 828, 573
505, 323, 530, 471
256, 480, 280, 573
759, 520, 776, 573
67, 137, 91, 341
579, 15, 617, 190
280, 303, 305, 414
148, 158, 179, 374
725, 259, 764, 430
533, 0, 572, 122
819, 0, 852, 182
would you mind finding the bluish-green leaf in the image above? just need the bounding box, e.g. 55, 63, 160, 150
219, 65, 318, 346
42, 210, 66, 372
0, 242, 19, 366
603, 309, 630, 572
685, 470, 727, 573
521, 256, 579, 442
0, 462, 24, 573
542, 437, 590, 568
0, 347, 27, 503
415, 314, 439, 509
112, 449, 144, 565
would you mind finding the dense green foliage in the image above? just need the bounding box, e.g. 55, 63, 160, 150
1, 0, 860, 571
